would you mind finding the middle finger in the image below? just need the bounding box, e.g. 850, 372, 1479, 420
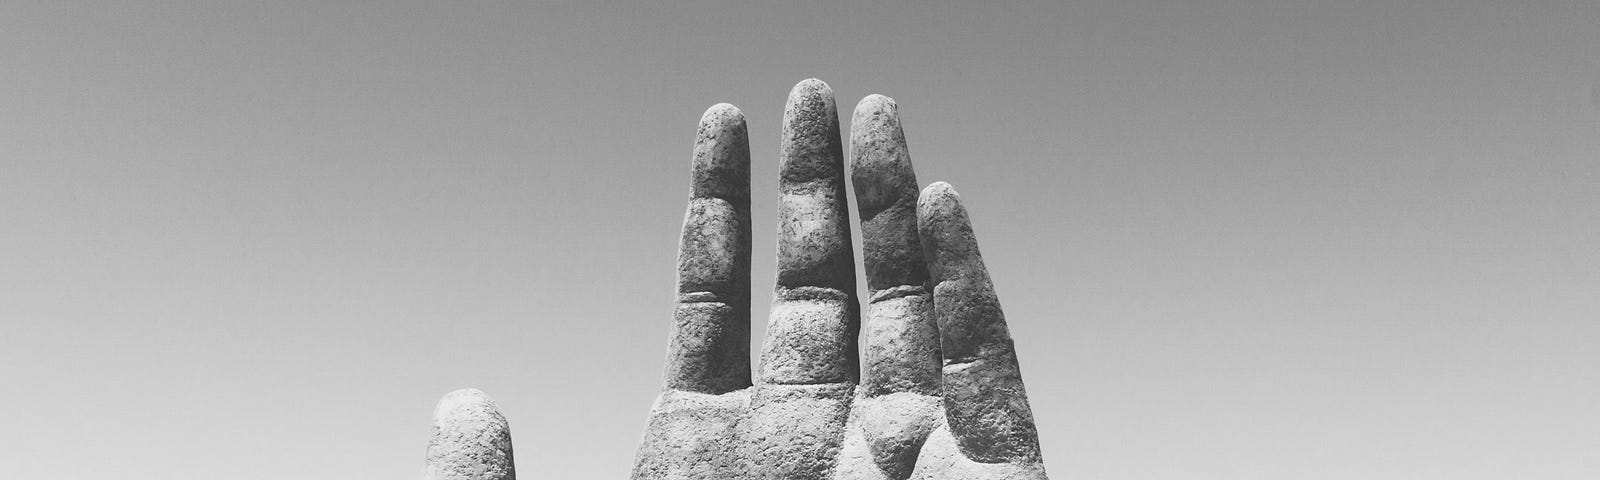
758, 78, 860, 386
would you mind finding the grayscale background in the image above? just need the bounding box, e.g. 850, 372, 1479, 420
3, 1, 1597, 479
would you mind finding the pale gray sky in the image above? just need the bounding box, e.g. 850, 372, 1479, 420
3, 1, 1598, 479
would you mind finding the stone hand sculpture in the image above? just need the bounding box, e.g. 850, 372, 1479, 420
633, 79, 1048, 480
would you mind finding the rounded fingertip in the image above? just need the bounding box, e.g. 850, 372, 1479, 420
784, 79, 837, 124
917, 182, 967, 229
851, 95, 914, 213
790, 78, 833, 99
697, 102, 747, 139
854, 94, 897, 118
426, 388, 515, 480
432, 388, 499, 419
692, 103, 751, 201
917, 182, 961, 227
780, 78, 844, 185
850, 94, 902, 150
918, 181, 979, 283
919, 181, 960, 208
438, 387, 491, 403
701, 102, 744, 124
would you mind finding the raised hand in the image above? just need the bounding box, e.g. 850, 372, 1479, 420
633, 79, 1047, 480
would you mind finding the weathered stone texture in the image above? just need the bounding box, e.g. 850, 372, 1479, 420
667, 300, 748, 394
908, 424, 1049, 480
918, 182, 1042, 464
836, 391, 943, 480
690, 103, 751, 203
851, 94, 927, 292
421, 82, 1050, 480
676, 198, 745, 297
423, 389, 515, 480
765, 79, 861, 388
634, 81, 1049, 480
860, 291, 940, 397
667, 103, 752, 395
917, 182, 1008, 364
761, 287, 859, 385
632, 390, 750, 480
744, 383, 855, 480
940, 356, 1040, 463
776, 79, 857, 291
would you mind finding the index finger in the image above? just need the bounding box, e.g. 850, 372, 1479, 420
664, 103, 752, 394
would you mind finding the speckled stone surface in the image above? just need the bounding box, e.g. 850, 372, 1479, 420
633, 80, 1048, 480
919, 183, 1041, 464
667, 103, 753, 396
423, 389, 515, 480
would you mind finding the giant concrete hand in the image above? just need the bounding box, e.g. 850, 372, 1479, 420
633, 79, 1048, 480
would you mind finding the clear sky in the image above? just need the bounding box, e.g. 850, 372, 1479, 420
3, 1, 1597, 479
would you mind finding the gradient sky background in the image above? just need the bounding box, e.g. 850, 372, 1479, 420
3, 1, 1598, 479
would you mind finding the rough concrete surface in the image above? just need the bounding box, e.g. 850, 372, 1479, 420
418, 81, 1048, 479
668, 103, 753, 395
423, 388, 515, 480
632, 81, 1048, 480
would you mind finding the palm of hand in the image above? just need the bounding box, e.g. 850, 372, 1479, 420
633, 80, 1047, 480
